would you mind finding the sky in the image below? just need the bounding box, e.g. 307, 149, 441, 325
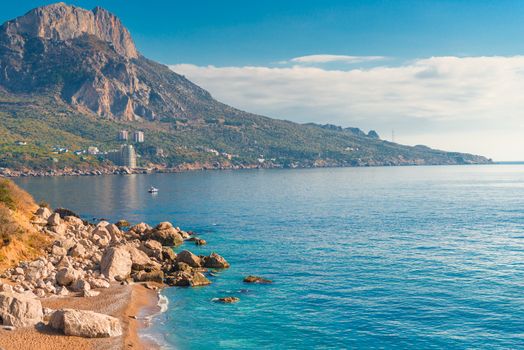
2, 1, 524, 160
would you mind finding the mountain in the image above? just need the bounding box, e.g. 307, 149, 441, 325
0, 3, 491, 171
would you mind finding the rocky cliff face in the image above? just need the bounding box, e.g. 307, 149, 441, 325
0, 2, 213, 120
2, 3, 137, 58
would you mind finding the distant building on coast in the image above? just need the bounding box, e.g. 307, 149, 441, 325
106, 145, 137, 168
133, 131, 144, 143
87, 146, 100, 155
118, 130, 129, 141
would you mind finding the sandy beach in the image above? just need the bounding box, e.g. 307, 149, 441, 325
0, 283, 160, 350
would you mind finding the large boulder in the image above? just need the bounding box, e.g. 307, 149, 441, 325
127, 246, 160, 271
139, 240, 163, 260
243, 275, 272, 284
47, 213, 62, 226
162, 248, 177, 262
100, 246, 132, 281
155, 222, 173, 230
49, 309, 122, 338
106, 224, 123, 242
69, 243, 87, 258
214, 297, 240, 304
63, 216, 84, 226
202, 253, 230, 269
0, 292, 43, 327
165, 271, 211, 287
35, 207, 52, 220
133, 270, 164, 283
128, 222, 151, 235
176, 250, 202, 268
147, 223, 184, 246
70, 279, 90, 293
55, 267, 81, 286
92, 227, 111, 247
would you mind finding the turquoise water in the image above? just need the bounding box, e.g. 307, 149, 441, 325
16, 165, 524, 349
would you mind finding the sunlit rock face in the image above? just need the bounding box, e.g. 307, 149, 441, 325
0, 2, 214, 121
3, 2, 138, 58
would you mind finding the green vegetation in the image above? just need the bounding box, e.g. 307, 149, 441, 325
0, 89, 490, 170
0, 179, 15, 210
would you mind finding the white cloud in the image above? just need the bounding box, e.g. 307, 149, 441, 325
170, 56, 524, 161
286, 54, 387, 64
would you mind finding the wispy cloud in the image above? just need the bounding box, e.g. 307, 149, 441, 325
170, 56, 524, 160
286, 54, 387, 64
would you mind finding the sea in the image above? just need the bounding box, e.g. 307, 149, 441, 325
15, 165, 524, 349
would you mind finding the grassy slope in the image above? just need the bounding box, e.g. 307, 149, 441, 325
0, 179, 49, 269
0, 88, 489, 170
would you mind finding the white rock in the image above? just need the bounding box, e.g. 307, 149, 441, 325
100, 246, 132, 281
88, 278, 110, 289
49, 309, 122, 338
35, 207, 52, 220
47, 213, 61, 226
51, 245, 67, 257
0, 292, 43, 327
70, 280, 90, 292
34, 289, 46, 298
0, 284, 13, 293
55, 267, 81, 286
57, 287, 69, 296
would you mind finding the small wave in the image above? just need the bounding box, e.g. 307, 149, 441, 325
158, 293, 169, 313
143, 292, 169, 324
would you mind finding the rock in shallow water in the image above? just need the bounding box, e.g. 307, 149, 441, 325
203, 252, 230, 269
243, 276, 272, 284
214, 297, 240, 304
176, 250, 202, 268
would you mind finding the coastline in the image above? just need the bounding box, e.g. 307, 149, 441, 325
0, 186, 231, 350
0, 283, 162, 350
0, 159, 494, 179
124, 283, 164, 350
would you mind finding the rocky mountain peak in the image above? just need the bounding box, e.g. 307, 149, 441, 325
3, 2, 138, 58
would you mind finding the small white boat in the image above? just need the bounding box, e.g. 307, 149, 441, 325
148, 186, 159, 193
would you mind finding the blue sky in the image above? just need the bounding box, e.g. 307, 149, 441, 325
3, 0, 524, 65
2, 1, 524, 160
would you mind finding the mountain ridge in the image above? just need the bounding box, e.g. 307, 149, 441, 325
0, 3, 492, 171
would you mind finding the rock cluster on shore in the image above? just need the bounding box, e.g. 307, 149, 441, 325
0, 205, 231, 338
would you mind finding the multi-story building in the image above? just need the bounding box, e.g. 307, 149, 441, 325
133, 131, 144, 143
106, 145, 137, 168
118, 130, 129, 141
87, 146, 100, 155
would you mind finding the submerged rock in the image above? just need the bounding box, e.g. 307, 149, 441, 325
165, 271, 211, 287
202, 253, 230, 269
194, 238, 207, 246
243, 276, 272, 284
214, 297, 239, 304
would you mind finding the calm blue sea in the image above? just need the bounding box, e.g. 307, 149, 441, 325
15, 165, 524, 349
